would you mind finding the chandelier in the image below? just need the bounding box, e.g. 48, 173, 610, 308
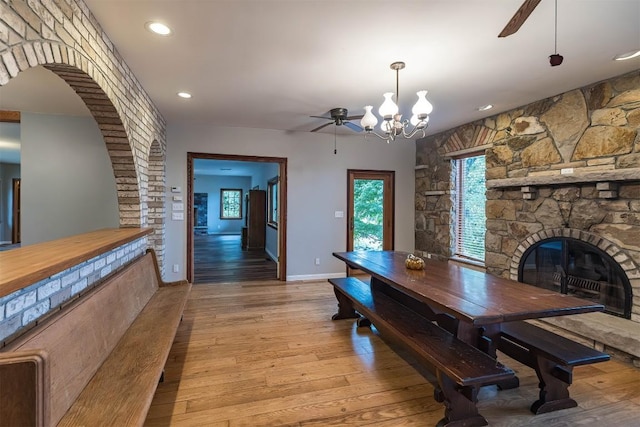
360, 62, 433, 142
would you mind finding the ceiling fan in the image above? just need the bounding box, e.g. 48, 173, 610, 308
310, 108, 363, 133
499, 0, 542, 38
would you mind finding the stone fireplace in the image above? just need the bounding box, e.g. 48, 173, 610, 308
484, 180, 640, 322
415, 70, 640, 361
517, 234, 632, 319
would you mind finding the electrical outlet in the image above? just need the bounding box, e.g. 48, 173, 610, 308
172, 264, 179, 273
315, 258, 320, 265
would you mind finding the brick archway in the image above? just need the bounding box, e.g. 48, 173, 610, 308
2, 42, 143, 227
509, 227, 639, 285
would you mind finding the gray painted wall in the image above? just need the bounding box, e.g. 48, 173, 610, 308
20, 112, 119, 245
194, 174, 251, 234
165, 124, 415, 281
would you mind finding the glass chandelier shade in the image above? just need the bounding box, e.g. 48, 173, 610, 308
360, 105, 378, 129
378, 92, 399, 119
412, 90, 433, 116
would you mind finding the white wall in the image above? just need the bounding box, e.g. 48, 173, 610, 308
20, 113, 119, 245
194, 174, 251, 234
165, 124, 415, 281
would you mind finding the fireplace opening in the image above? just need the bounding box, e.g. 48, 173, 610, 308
518, 237, 632, 319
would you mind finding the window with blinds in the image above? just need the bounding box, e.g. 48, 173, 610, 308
452, 155, 486, 263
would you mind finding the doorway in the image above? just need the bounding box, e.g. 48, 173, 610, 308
347, 170, 394, 274
187, 153, 287, 283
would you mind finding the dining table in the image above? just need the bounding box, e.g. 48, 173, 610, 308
332, 250, 605, 358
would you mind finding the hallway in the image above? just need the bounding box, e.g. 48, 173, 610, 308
193, 234, 277, 284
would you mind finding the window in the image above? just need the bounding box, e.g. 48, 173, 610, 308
220, 189, 242, 219
267, 176, 278, 228
452, 155, 486, 263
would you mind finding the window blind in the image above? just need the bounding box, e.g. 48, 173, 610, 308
454, 155, 486, 262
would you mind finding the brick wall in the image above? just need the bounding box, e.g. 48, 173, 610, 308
0, 0, 169, 340
0, 237, 146, 343
0, 0, 166, 264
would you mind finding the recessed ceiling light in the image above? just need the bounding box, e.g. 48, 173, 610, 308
477, 104, 493, 111
177, 92, 192, 99
145, 21, 171, 36
613, 49, 640, 61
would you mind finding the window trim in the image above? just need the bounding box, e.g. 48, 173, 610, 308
219, 188, 243, 220
267, 176, 278, 229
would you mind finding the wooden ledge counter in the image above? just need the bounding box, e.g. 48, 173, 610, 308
0, 227, 153, 299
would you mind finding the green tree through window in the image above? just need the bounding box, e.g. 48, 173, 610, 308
220, 189, 242, 219
353, 179, 384, 250
453, 155, 486, 262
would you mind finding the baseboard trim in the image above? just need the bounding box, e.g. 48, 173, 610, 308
286, 272, 346, 282
265, 247, 277, 263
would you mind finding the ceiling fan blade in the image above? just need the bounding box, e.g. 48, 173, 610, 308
346, 115, 364, 121
498, 0, 542, 38
344, 121, 363, 132
310, 115, 332, 120
310, 122, 332, 132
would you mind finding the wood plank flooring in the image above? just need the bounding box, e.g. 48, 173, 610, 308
145, 280, 640, 426
194, 234, 277, 284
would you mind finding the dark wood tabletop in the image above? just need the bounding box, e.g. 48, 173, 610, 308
333, 250, 604, 326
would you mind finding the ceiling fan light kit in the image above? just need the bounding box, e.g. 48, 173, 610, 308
360, 61, 433, 143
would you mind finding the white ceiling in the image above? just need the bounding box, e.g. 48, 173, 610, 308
0, 0, 639, 139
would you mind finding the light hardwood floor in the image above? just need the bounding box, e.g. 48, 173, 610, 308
145, 280, 640, 426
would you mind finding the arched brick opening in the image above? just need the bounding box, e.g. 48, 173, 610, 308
1, 41, 142, 228
147, 140, 166, 273
443, 124, 497, 154
43, 62, 141, 227
509, 228, 640, 282
510, 228, 638, 316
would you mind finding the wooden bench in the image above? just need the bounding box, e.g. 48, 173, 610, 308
0, 249, 191, 427
498, 320, 610, 414
330, 277, 514, 427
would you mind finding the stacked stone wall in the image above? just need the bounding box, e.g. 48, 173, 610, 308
415, 70, 640, 304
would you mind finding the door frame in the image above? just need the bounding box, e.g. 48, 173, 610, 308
12, 178, 21, 244
347, 169, 395, 253
186, 152, 287, 282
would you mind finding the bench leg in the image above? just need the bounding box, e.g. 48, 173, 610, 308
530, 356, 577, 414
331, 288, 361, 320
434, 371, 487, 427
356, 317, 372, 327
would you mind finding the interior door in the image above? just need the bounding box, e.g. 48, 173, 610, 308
347, 170, 394, 274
